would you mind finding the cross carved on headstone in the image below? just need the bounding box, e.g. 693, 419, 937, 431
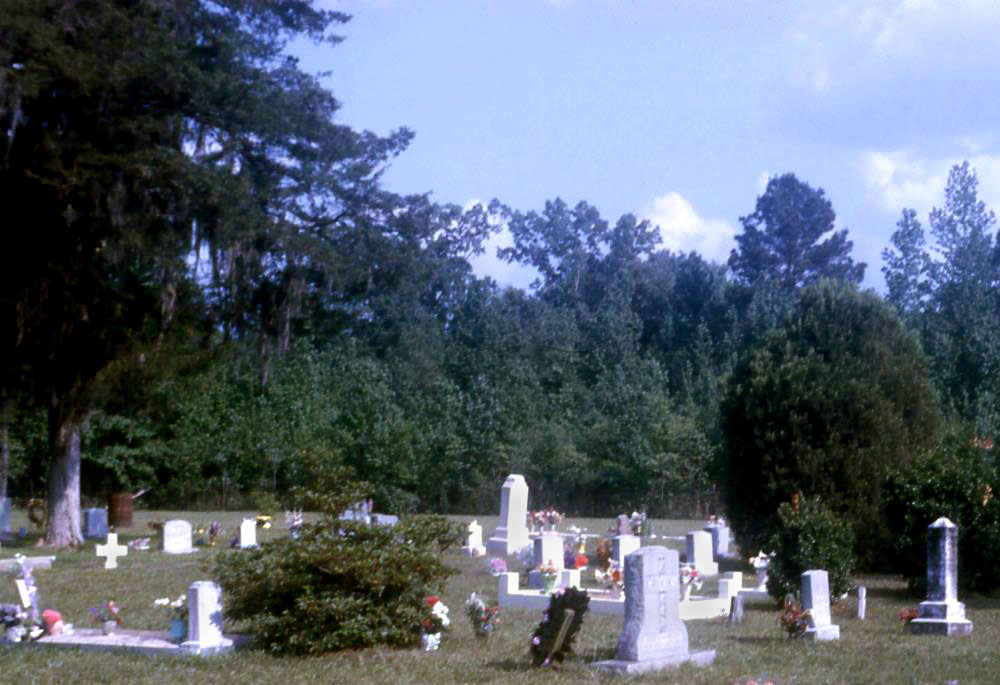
96, 532, 128, 569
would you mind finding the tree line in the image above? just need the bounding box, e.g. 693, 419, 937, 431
1, 1, 997, 548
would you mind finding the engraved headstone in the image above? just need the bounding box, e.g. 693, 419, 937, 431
486, 474, 530, 556
83, 508, 109, 539
685, 531, 718, 576
594, 546, 715, 674
801, 569, 839, 640
907, 517, 973, 636
161, 519, 194, 554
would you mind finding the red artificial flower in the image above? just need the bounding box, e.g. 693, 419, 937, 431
574, 554, 589, 569
425, 595, 440, 607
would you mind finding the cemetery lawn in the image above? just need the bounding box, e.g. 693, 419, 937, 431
2, 513, 999, 684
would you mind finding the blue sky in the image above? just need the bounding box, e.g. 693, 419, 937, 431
301, 1, 1000, 291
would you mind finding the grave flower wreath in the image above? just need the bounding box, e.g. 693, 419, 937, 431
419, 595, 450, 650
529, 586, 590, 668
778, 596, 810, 639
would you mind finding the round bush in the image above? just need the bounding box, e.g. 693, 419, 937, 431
766, 496, 855, 601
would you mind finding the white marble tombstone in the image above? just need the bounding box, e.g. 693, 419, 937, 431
95, 532, 128, 569
907, 517, 973, 636
486, 474, 530, 556
239, 519, 257, 548
685, 530, 718, 576
594, 546, 715, 674
180, 581, 234, 655
161, 519, 194, 554
461, 520, 486, 557
801, 569, 839, 640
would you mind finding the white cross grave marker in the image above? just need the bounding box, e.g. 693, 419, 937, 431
96, 532, 128, 569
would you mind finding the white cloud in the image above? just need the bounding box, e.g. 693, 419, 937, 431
861, 149, 1000, 216
463, 199, 540, 291
640, 192, 737, 265
756, 171, 772, 195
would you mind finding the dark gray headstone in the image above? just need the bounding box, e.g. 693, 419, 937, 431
907, 517, 973, 636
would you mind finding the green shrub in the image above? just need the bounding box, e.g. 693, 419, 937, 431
766, 496, 855, 601
212, 468, 464, 655
720, 281, 941, 565
882, 442, 1000, 595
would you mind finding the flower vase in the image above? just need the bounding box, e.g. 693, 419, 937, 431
755, 568, 768, 590
681, 583, 694, 602
169, 618, 186, 643
102, 620, 116, 635
542, 573, 558, 595
420, 631, 441, 651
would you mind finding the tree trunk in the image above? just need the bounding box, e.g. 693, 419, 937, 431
45, 406, 83, 547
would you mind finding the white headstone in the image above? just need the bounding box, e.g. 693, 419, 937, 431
594, 546, 715, 674
612, 535, 641, 567
462, 520, 486, 557
527, 533, 566, 587
180, 581, 234, 655
907, 517, 973, 636
486, 474, 530, 556
239, 519, 256, 548
801, 569, 839, 640
95, 532, 128, 569
83, 508, 109, 539
685, 531, 718, 576
162, 519, 194, 554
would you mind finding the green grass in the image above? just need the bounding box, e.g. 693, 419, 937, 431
2, 512, 999, 684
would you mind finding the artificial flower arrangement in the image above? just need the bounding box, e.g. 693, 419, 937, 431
419, 595, 450, 651
128, 537, 151, 550
593, 537, 613, 572
778, 595, 810, 639
529, 507, 563, 531
538, 559, 560, 577
255, 514, 272, 529
529, 586, 590, 668
487, 557, 508, 576
154, 595, 188, 622
594, 561, 623, 595
563, 541, 588, 569
680, 565, 703, 591
1, 603, 28, 643
898, 607, 918, 623
90, 600, 122, 634
706, 514, 726, 527
464, 592, 501, 638
6, 554, 45, 641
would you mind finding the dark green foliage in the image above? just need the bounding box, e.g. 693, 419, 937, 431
529, 587, 590, 667
882, 442, 1000, 595
720, 280, 941, 565
729, 173, 866, 290
766, 496, 855, 601
212, 468, 464, 655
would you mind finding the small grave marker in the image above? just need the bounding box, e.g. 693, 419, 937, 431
239, 519, 256, 548
161, 520, 194, 554
96, 533, 128, 570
